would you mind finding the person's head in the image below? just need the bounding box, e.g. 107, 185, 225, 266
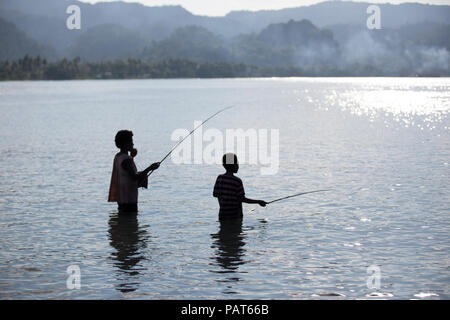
222, 153, 239, 173
115, 130, 134, 151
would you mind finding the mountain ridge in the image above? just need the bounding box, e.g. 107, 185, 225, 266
0, 0, 449, 76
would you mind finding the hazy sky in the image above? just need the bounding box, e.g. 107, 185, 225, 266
80, 0, 450, 16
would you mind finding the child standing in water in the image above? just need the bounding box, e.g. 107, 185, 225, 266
108, 130, 160, 213
213, 153, 266, 220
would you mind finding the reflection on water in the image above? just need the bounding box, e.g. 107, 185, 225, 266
210, 219, 247, 293
108, 212, 150, 293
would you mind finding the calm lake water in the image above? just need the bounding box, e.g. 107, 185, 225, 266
0, 78, 448, 299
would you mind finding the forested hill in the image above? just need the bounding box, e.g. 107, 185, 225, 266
1, 0, 449, 77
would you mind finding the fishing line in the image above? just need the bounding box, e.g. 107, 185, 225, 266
147, 105, 235, 177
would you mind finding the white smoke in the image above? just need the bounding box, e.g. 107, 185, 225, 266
336, 30, 450, 75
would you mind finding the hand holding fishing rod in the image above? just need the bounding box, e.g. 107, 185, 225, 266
135, 158, 160, 189
243, 198, 267, 207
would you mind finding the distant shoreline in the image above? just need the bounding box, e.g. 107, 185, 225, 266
1, 56, 448, 81
2, 76, 450, 82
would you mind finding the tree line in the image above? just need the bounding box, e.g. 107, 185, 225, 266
1, 55, 341, 80
2, 55, 444, 80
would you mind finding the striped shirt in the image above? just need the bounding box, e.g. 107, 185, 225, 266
213, 174, 245, 220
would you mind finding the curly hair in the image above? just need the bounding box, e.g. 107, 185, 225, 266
115, 130, 133, 149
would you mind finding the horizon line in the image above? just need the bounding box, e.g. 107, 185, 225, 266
76, 0, 449, 18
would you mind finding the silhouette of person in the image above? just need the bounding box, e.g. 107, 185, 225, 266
108, 212, 149, 293
108, 130, 160, 213
213, 153, 266, 220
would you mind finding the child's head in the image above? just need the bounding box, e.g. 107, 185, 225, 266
115, 130, 134, 151
222, 153, 239, 173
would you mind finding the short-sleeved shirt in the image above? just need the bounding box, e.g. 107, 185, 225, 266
213, 174, 245, 220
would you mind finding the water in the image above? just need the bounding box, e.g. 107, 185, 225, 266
0, 78, 448, 299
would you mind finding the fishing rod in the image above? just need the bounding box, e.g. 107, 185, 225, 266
249, 189, 330, 212
266, 189, 330, 204
147, 105, 235, 177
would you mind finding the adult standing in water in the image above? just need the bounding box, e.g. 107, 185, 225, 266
108, 130, 160, 213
